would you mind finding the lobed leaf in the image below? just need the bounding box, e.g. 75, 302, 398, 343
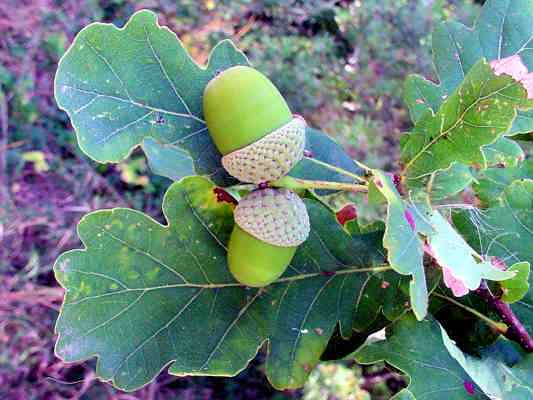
55, 10, 248, 185
56, 10, 363, 186
403, 74, 445, 124
501, 262, 531, 304
473, 159, 533, 206
405, 0, 533, 135
54, 176, 388, 391
442, 330, 533, 399
355, 315, 478, 400
427, 163, 474, 201
401, 59, 529, 184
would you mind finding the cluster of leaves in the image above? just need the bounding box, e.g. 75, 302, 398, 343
52, 1, 532, 399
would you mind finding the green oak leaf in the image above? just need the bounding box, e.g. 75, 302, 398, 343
501, 262, 531, 304
55, 10, 248, 185
453, 186, 533, 337
371, 170, 434, 321
473, 160, 532, 206
481, 137, 524, 168
404, 0, 533, 134
355, 315, 480, 400
54, 176, 388, 392
403, 74, 445, 124
503, 178, 533, 209
401, 59, 529, 184
403, 82, 521, 200
428, 163, 474, 201
55, 10, 363, 187
432, 21, 483, 94
443, 330, 533, 399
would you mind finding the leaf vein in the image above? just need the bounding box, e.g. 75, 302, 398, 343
143, 26, 193, 115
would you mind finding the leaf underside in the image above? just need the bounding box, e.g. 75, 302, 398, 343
55, 10, 249, 185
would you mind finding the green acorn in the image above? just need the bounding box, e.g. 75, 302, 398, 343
228, 188, 310, 287
203, 65, 306, 183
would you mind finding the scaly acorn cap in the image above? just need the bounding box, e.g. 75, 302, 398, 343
233, 188, 310, 247
203, 66, 306, 183
221, 117, 306, 184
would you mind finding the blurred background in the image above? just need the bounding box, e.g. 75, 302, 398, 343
0, 0, 483, 398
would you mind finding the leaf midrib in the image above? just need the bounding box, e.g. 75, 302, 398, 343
62, 85, 205, 123
65, 265, 392, 307
404, 78, 519, 179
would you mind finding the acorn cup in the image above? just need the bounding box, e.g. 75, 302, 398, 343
228, 188, 310, 287
203, 65, 306, 184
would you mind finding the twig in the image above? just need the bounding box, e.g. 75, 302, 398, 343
271, 175, 368, 193
475, 281, 533, 352
303, 156, 368, 182
433, 292, 508, 335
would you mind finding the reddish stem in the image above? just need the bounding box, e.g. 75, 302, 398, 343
475, 281, 533, 352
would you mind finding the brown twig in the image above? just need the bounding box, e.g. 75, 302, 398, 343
475, 281, 533, 352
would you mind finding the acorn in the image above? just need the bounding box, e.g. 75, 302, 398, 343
228, 188, 310, 287
203, 65, 306, 184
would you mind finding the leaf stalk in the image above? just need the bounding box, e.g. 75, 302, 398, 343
303, 156, 368, 182
271, 175, 368, 193
432, 292, 508, 335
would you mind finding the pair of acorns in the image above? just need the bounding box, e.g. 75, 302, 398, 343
204, 66, 310, 287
